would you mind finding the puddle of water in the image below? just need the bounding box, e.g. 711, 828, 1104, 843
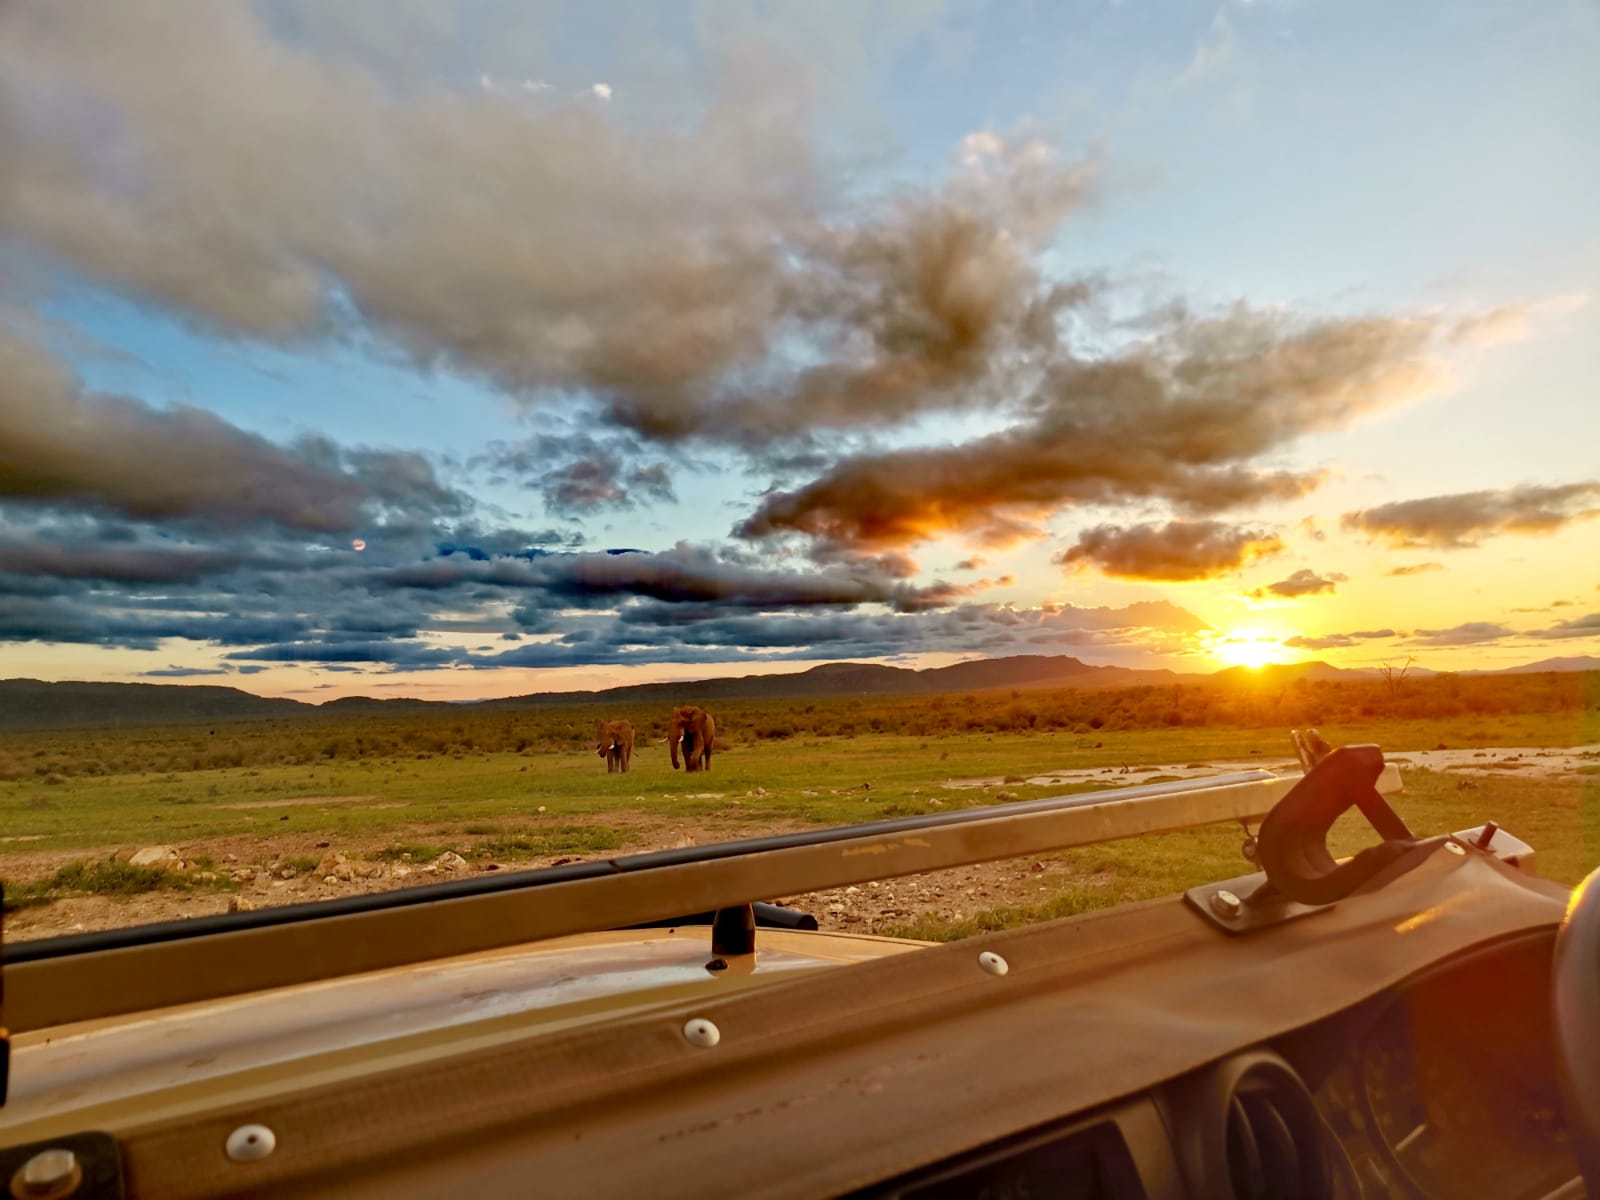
943, 744, 1599, 792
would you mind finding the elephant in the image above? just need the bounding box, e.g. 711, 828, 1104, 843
667, 705, 716, 773
595, 719, 635, 773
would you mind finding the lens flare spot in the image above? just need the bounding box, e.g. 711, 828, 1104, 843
351, 538, 367, 552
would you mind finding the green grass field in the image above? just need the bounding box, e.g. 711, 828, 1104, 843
3, 707, 1595, 933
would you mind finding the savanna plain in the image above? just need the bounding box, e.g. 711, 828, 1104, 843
3, 671, 1596, 943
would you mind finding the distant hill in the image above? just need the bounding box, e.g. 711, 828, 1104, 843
1468, 655, 1600, 676
0, 679, 308, 730
481, 655, 1181, 709
3, 651, 1594, 731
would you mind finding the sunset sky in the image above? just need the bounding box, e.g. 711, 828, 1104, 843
2, 0, 1597, 701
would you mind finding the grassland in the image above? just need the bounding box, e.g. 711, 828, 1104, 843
2, 671, 1595, 937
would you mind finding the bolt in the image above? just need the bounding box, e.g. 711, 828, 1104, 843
978, 951, 1009, 976
683, 1017, 720, 1048
225, 1124, 277, 1163
1210, 889, 1242, 919
1444, 842, 1466, 857
13, 1148, 80, 1198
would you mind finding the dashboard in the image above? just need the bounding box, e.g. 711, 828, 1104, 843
856, 932, 1580, 1200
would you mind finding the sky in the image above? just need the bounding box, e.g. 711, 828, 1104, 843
1, 0, 1597, 702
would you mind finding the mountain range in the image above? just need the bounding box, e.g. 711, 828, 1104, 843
0, 654, 1595, 731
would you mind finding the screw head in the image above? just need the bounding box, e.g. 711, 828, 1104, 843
683, 1017, 720, 1047
12, 1148, 82, 1200
978, 951, 1009, 976
1210, 889, 1243, 919
225, 1124, 277, 1163
1444, 841, 1466, 857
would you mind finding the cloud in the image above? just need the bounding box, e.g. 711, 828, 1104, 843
736, 305, 1444, 553
1448, 293, 1588, 349
222, 598, 1210, 670
1056, 520, 1283, 582
1283, 627, 1395, 651
1529, 612, 1600, 640
1386, 561, 1444, 577
0, 331, 464, 533
1172, 10, 1237, 87
1343, 481, 1600, 549
1257, 568, 1346, 598
479, 434, 678, 514
0, 3, 1095, 450
1407, 621, 1513, 647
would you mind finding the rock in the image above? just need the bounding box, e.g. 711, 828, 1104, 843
230, 869, 257, 883
828, 903, 847, 914
323, 875, 339, 884
128, 845, 183, 870
224, 853, 238, 862
537, 805, 547, 813
279, 867, 295, 879
228, 897, 255, 913
391, 865, 413, 878
668, 832, 697, 850
845, 886, 861, 895
196, 871, 218, 882
315, 840, 330, 849
315, 851, 355, 881
428, 851, 469, 873
994, 790, 1016, 802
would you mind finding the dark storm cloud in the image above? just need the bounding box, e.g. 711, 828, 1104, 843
0, 331, 465, 533
737, 307, 1441, 553
0, 595, 313, 650
1530, 612, 1600, 640
223, 596, 1210, 671
1343, 482, 1600, 550
1407, 621, 1513, 647
480, 434, 678, 514
0, 535, 254, 583
1258, 568, 1347, 598
225, 640, 460, 666
1055, 520, 1283, 582
362, 542, 964, 612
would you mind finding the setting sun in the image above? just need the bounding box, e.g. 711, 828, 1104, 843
1208, 630, 1289, 670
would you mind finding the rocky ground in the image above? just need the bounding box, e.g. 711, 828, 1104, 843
3, 819, 1090, 942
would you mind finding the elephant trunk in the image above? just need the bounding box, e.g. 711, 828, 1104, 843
670, 730, 682, 770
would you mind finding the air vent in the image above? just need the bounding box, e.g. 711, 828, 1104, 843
1169, 1051, 1352, 1200
1223, 1065, 1333, 1199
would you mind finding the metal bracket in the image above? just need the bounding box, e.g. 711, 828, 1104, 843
1185, 871, 1329, 936
1, 1132, 124, 1200
1189, 826, 1537, 935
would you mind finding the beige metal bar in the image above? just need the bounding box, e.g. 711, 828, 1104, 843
5, 765, 1400, 1033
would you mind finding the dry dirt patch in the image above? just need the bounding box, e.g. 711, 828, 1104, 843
220, 794, 382, 810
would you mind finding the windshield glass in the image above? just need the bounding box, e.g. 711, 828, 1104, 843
2, 0, 1595, 947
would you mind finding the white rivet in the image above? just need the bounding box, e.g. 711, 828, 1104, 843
226, 1124, 277, 1162
978, 951, 1009, 976
683, 1017, 720, 1047
1444, 841, 1466, 856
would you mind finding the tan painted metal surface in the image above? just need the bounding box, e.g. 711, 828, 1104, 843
0, 927, 923, 1145
49, 848, 1567, 1199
